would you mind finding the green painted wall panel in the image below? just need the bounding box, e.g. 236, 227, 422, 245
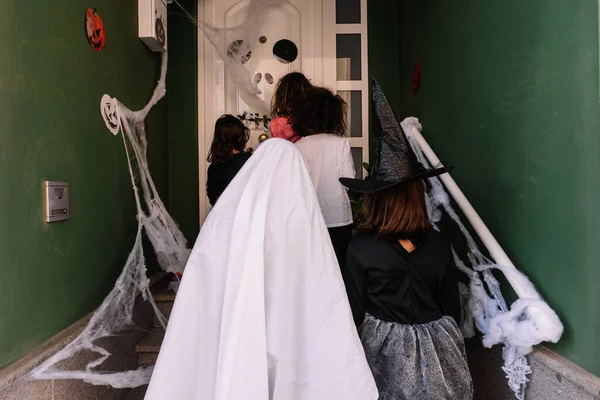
0, 1, 168, 367
397, 0, 600, 376
368, 0, 402, 112
167, 0, 199, 244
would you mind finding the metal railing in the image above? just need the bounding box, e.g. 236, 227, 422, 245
407, 125, 529, 298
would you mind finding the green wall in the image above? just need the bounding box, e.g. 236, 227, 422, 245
167, 0, 199, 244
0, 1, 168, 367
396, 0, 600, 376
368, 1, 402, 113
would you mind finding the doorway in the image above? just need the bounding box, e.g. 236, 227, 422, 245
197, 0, 369, 224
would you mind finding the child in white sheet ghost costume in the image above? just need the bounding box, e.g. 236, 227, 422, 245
144, 139, 378, 400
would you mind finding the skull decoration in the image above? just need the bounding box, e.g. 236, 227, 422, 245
85, 8, 106, 52
100, 94, 121, 135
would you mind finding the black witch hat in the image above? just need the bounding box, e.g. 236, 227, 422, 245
340, 79, 453, 193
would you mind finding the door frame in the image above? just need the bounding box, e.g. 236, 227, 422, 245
197, 0, 368, 226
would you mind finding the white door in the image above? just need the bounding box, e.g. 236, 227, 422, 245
198, 0, 368, 224
222, 2, 312, 153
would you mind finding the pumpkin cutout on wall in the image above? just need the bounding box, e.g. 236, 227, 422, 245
85, 8, 106, 52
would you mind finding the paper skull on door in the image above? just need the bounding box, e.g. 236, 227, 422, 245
216, 1, 303, 147
203, 0, 326, 150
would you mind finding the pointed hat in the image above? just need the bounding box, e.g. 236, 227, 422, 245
340, 79, 453, 193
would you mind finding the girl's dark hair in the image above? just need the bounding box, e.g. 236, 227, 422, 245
207, 114, 250, 163
290, 87, 347, 137
271, 72, 313, 117
359, 180, 432, 239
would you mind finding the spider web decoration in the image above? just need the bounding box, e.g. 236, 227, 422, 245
172, 0, 286, 116
21, 0, 292, 389
23, 52, 189, 389
402, 117, 564, 400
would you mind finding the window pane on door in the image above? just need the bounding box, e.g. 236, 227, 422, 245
351, 147, 364, 179
338, 90, 362, 137
336, 34, 362, 81
336, 0, 361, 24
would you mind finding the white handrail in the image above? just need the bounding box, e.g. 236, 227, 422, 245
408, 126, 528, 299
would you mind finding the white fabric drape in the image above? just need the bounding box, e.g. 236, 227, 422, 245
145, 139, 377, 400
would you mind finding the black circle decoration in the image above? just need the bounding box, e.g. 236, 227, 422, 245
273, 39, 298, 64
259, 35, 267, 44
227, 40, 252, 64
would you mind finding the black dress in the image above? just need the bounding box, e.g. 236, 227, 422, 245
206, 152, 252, 206
343, 230, 473, 400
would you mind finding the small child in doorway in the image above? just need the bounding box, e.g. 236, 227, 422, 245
269, 72, 313, 143
291, 87, 355, 268
206, 114, 252, 206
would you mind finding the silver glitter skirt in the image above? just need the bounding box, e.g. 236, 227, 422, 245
360, 314, 473, 400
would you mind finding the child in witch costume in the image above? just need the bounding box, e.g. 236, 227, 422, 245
340, 80, 473, 400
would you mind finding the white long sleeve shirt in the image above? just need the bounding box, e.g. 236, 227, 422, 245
295, 134, 356, 228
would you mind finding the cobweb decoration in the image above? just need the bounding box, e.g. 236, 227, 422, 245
22, 0, 292, 389
24, 52, 189, 388
172, 0, 285, 116
401, 117, 564, 400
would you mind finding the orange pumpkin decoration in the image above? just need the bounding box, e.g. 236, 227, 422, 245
85, 8, 106, 52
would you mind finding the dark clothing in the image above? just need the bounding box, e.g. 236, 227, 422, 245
343, 230, 462, 328
206, 152, 252, 206
327, 224, 353, 269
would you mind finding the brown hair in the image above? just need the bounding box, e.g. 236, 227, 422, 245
270, 72, 313, 117
207, 114, 250, 164
290, 86, 347, 137
359, 180, 431, 238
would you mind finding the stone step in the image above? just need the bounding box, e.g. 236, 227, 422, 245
138, 352, 159, 367
125, 385, 148, 400
153, 290, 176, 303
136, 327, 165, 354
152, 290, 174, 327
154, 303, 172, 328
156, 298, 173, 319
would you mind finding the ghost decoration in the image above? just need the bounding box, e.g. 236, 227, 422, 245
190, 0, 304, 128
100, 94, 121, 135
